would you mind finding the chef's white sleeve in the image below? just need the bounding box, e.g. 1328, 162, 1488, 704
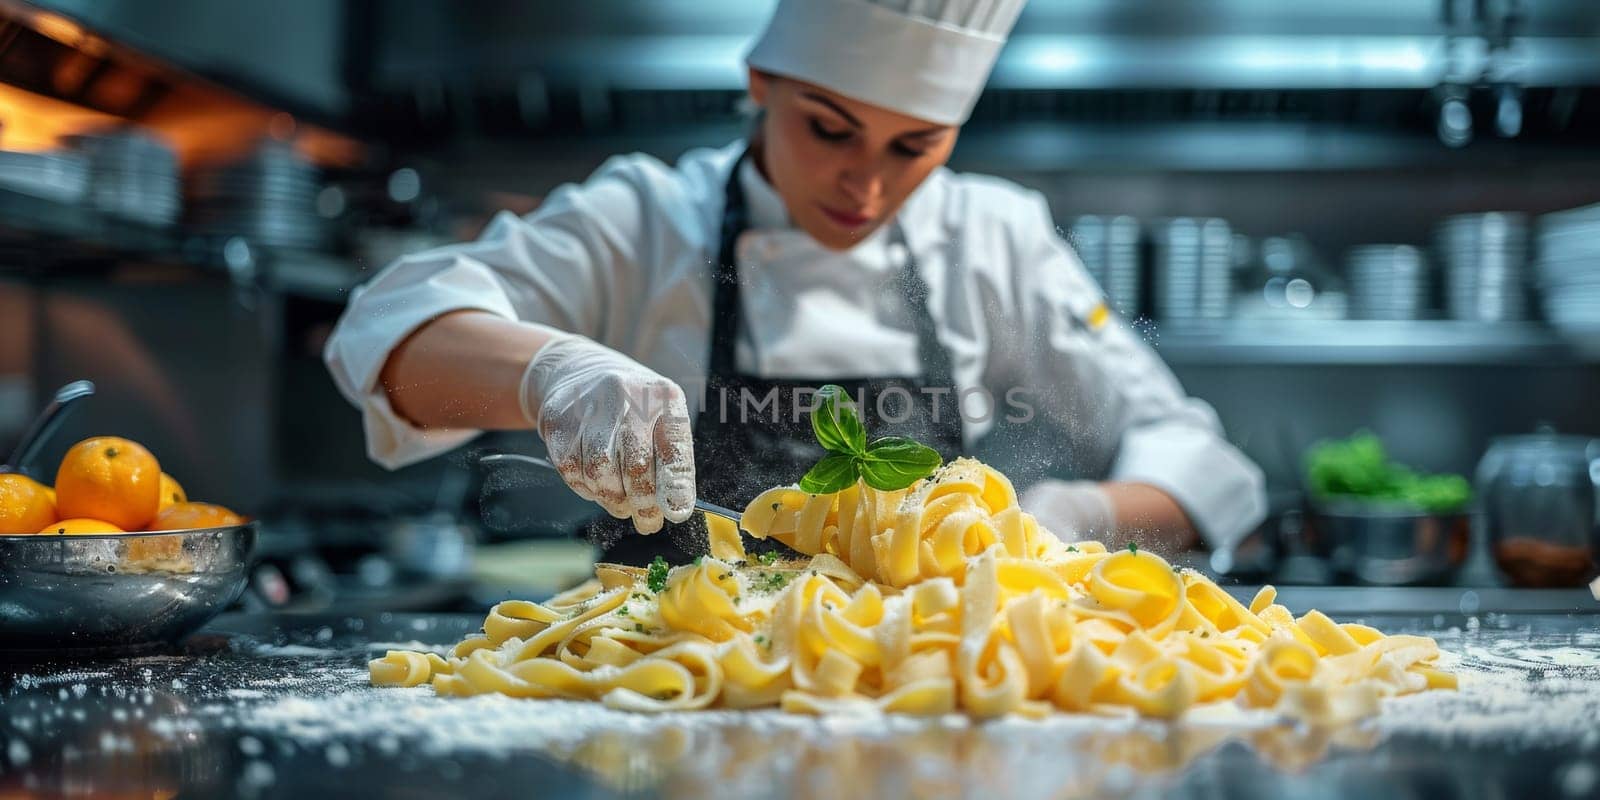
994, 192, 1267, 550
324, 158, 658, 469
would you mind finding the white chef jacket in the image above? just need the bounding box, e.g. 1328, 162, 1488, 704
324, 141, 1267, 548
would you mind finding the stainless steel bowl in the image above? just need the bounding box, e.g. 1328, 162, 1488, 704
0, 523, 256, 655
1304, 503, 1470, 586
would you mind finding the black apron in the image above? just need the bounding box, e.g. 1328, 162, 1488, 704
593, 150, 965, 565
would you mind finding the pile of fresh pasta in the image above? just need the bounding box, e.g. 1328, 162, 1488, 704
371, 458, 1455, 721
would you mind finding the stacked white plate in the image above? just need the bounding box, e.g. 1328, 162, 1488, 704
0, 150, 89, 204
1069, 215, 1142, 317
63, 130, 181, 227
1536, 203, 1600, 333
1347, 244, 1429, 320
186, 140, 327, 250
1154, 217, 1231, 321
1437, 212, 1530, 322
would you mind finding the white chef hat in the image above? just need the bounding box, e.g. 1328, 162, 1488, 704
745, 0, 1026, 126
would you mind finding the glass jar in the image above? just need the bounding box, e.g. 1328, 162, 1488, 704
1475, 430, 1600, 587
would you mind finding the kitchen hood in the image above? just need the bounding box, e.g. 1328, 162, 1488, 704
4, 0, 1598, 165
355, 0, 1600, 147
0, 0, 361, 168
368, 0, 1600, 91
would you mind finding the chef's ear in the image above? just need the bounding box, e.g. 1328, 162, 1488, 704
747, 67, 771, 109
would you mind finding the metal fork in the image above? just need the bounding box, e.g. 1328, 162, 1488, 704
478, 452, 742, 524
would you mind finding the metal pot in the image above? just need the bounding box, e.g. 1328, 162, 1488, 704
1476, 430, 1600, 587
1303, 501, 1471, 586
0, 523, 257, 655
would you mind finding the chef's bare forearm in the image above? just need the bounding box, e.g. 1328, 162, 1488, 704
379, 310, 557, 430
1101, 482, 1200, 553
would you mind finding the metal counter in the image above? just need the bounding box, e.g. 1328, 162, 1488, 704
1, 599, 1597, 799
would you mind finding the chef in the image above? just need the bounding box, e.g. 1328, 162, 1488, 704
324, 0, 1266, 565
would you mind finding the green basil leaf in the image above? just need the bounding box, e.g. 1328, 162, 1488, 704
798, 452, 860, 494
858, 437, 942, 491
811, 384, 866, 455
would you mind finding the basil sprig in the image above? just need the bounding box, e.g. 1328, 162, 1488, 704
798, 385, 942, 494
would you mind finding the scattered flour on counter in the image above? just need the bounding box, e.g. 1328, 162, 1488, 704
243, 689, 935, 755
235, 638, 457, 659
9, 671, 110, 690
1373, 636, 1600, 747
243, 667, 369, 693
216, 689, 1330, 800
126, 654, 191, 662
248, 644, 341, 658
360, 641, 455, 655
210, 632, 1600, 763
223, 687, 1293, 763
16, 621, 1573, 800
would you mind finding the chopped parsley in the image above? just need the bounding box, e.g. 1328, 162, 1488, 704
646, 556, 670, 593
633, 623, 646, 633
1065, 545, 1078, 553
616, 606, 630, 617
757, 551, 780, 566
693, 555, 703, 566
1127, 541, 1138, 555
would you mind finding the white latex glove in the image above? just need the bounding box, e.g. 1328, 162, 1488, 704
519, 330, 695, 534
1019, 479, 1116, 544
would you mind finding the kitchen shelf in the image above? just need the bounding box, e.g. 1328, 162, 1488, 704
0, 187, 368, 298
0, 185, 178, 260
1153, 319, 1600, 365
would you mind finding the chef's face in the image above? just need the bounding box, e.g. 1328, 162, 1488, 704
748, 70, 958, 251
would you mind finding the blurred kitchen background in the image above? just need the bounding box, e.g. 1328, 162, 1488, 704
1, 0, 1598, 610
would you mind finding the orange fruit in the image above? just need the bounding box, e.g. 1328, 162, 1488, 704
0, 474, 56, 534
40, 518, 124, 535
56, 437, 162, 531
157, 472, 187, 511
149, 502, 243, 531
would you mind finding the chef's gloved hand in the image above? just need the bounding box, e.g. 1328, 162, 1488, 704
1020, 479, 1116, 544
519, 330, 696, 534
